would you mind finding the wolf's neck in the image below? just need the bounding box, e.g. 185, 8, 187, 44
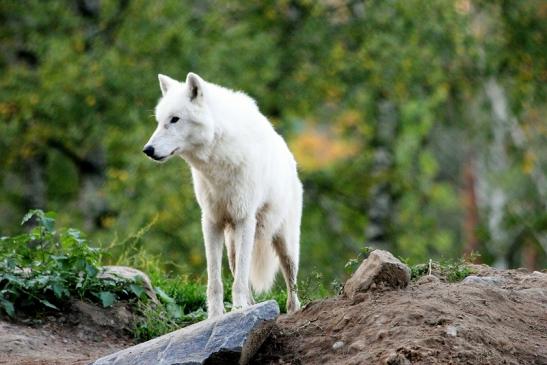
182, 129, 244, 178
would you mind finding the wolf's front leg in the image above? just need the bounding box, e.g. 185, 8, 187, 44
203, 216, 224, 318
232, 216, 256, 310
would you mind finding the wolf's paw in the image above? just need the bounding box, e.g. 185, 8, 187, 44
207, 303, 224, 319
287, 295, 301, 314
231, 293, 251, 311
207, 309, 224, 319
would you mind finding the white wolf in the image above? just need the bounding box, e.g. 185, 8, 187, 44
143, 72, 302, 318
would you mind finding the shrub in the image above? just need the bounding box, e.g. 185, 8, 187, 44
0, 209, 146, 317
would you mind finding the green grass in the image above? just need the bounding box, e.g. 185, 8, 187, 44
407, 258, 474, 282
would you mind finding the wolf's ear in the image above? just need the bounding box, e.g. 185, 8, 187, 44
158, 74, 178, 96
186, 72, 203, 101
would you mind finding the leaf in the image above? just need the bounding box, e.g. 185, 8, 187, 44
39, 299, 59, 310
85, 263, 98, 278
44, 211, 57, 220
21, 210, 41, 225
166, 303, 182, 319
98, 291, 116, 307
155, 287, 175, 304
0, 298, 15, 317
66, 228, 85, 244
129, 283, 145, 299
42, 217, 55, 233
51, 282, 68, 299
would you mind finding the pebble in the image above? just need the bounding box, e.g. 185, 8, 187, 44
446, 325, 458, 337
332, 340, 345, 350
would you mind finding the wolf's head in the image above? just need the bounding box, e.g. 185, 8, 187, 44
143, 72, 215, 163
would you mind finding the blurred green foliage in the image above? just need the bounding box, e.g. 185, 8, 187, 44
0, 0, 545, 287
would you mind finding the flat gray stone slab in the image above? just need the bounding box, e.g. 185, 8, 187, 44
92, 300, 279, 365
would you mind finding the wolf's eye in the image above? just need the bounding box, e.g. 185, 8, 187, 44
170, 117, 180, 124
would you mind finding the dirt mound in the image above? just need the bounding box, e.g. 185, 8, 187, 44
252, 266, 547, 365
0, 301, 135, 365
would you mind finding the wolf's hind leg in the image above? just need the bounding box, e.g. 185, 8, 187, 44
273, 233, 300, 313
224, 226, 236, 276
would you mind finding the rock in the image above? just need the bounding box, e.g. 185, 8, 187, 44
332, 340, 345, 351
92, 300, 279, 365
446, 325, 458, 337
462, 275, 504, 287
344, 250, 411, 298
98, 266, 159, 303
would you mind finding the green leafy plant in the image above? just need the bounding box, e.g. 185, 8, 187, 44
0, 209, 146, 317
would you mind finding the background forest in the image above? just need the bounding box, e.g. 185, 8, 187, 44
1, 0, 545, 286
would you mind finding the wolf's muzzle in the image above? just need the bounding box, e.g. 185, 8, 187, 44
143, 145, 156, 158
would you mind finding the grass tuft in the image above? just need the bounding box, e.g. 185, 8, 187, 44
408, 258, 474, 282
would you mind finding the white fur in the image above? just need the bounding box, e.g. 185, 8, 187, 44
144, 72, 302, 318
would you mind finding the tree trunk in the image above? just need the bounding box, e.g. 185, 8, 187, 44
462, 157, 480, 259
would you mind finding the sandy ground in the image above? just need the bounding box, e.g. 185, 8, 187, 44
0, 301, 135, 365
251, 266, 547, 365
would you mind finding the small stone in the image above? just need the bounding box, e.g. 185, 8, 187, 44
332, 340, 345, 351
446, 325, 458, 337
344, 250, 411, 299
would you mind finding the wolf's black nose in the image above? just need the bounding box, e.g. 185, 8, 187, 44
143, 145, 155, 157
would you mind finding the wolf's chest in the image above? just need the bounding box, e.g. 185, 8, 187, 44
194, 171, 251, 224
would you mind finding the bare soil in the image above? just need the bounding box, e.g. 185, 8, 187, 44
0, 301, 135, 365
251, 265, 547, 365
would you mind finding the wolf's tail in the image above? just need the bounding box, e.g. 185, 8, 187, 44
250, 238, 279, 294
